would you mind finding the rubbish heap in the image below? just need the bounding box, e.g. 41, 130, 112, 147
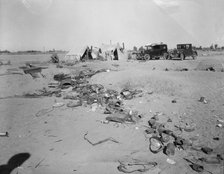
145, 113, 223, 173
48, 69, 143, 124
25, 66, 223, 173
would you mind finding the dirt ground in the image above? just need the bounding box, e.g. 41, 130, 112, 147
0, 53, 224, 174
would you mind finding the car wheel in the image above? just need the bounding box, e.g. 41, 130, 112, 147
144, 54, 150, 60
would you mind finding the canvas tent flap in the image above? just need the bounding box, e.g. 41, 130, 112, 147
100, 43, 121, 52
64, 45, 88, 62
91, 47, 99, 59
100, 43, 127, 61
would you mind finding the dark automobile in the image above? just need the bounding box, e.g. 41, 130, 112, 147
169, 44, 197, 60
136, 43, 169, 60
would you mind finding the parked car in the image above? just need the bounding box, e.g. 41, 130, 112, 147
136, 43, 169, 60
169, 44, 197, 60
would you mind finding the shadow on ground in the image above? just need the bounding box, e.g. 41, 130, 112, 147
0, 153, 30, 174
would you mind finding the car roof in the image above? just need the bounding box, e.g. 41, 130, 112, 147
177, 44, 192, 46
145, 43, 167, 47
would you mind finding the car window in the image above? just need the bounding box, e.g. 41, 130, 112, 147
153, 45, 160, 49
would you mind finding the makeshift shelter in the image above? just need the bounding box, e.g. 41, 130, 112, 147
100, 43, 127, 61
64, 45, 101, 63
63, 46, 88, 62
196, 59, 224, 72
80, 46, 101, 61
91, 47, 101, 59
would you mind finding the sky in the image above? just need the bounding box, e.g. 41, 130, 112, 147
0, 0, 224, 51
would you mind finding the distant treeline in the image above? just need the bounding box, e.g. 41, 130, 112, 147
193, 44, 224, 51
0, 50, 67, 55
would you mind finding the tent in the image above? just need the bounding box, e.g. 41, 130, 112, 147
91, 47, 101, 59
80, 46, 101, 61
100, 43, 127, 61
64, 46, 101, 62
63, 46, 88, 62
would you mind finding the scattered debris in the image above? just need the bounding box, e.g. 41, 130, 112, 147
217, 119, 224, 123
97, 120, 109, 124
213, 137, 219, 141
91, 103, 98, 111
66, 100, 82, 108
206, 67, 215, 72
20, 64, 47, 78
164, 143, 175, 156
166, 158, 176, 165
51, 53, 59, 63
151, 113, 159, 121
184, 158, 213, 174
183, 124, 196, 132
117, 160, 157, 173
216, 124, 223, 128
35, 108, 54, 117
55, 139, 63, 143
161, 133, 170, 143
112, 64, 119, 67
174, 136, 192, 150
201, 147, 213, 154
167, 118, 172, 122
199, 97, 207, 104
48, 81, 60, 88
198, 156, 221, 164
120, 88, 142, 100
171, 99, 177, 103
145, 128, 155, 134
54, 73, 71, 82
179, 68, 188, 71
6, 62, 222, 174
22, 88, 61, 98
59, 79, 74, 89
149, 137, 164, 153
216, 119, 224, 128
0, 132, 9, 137
53, 102, 65, 108
35, 158, 45, 168
84, 132, 119, 146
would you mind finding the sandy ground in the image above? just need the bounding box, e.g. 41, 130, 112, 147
0, 54, 224, 174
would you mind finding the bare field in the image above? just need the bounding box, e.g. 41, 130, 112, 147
0, 53, 224, 174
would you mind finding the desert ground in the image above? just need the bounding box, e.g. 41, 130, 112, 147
0, 52, 224, 174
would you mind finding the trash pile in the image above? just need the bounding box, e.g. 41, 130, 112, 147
12, 65, 223, 173
50, 53, 59, 64
46, 69, 143, 124
19, 63, 47, 78
144, 112, 224, 173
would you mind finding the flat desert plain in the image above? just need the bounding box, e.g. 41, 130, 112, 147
0, 52, 224, 174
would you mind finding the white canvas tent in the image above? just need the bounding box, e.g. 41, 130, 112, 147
91, 47, 100, 59
100, 43, 127, 61
63, 46, 88, 62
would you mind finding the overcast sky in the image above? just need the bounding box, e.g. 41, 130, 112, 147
0, 0, 224, 51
